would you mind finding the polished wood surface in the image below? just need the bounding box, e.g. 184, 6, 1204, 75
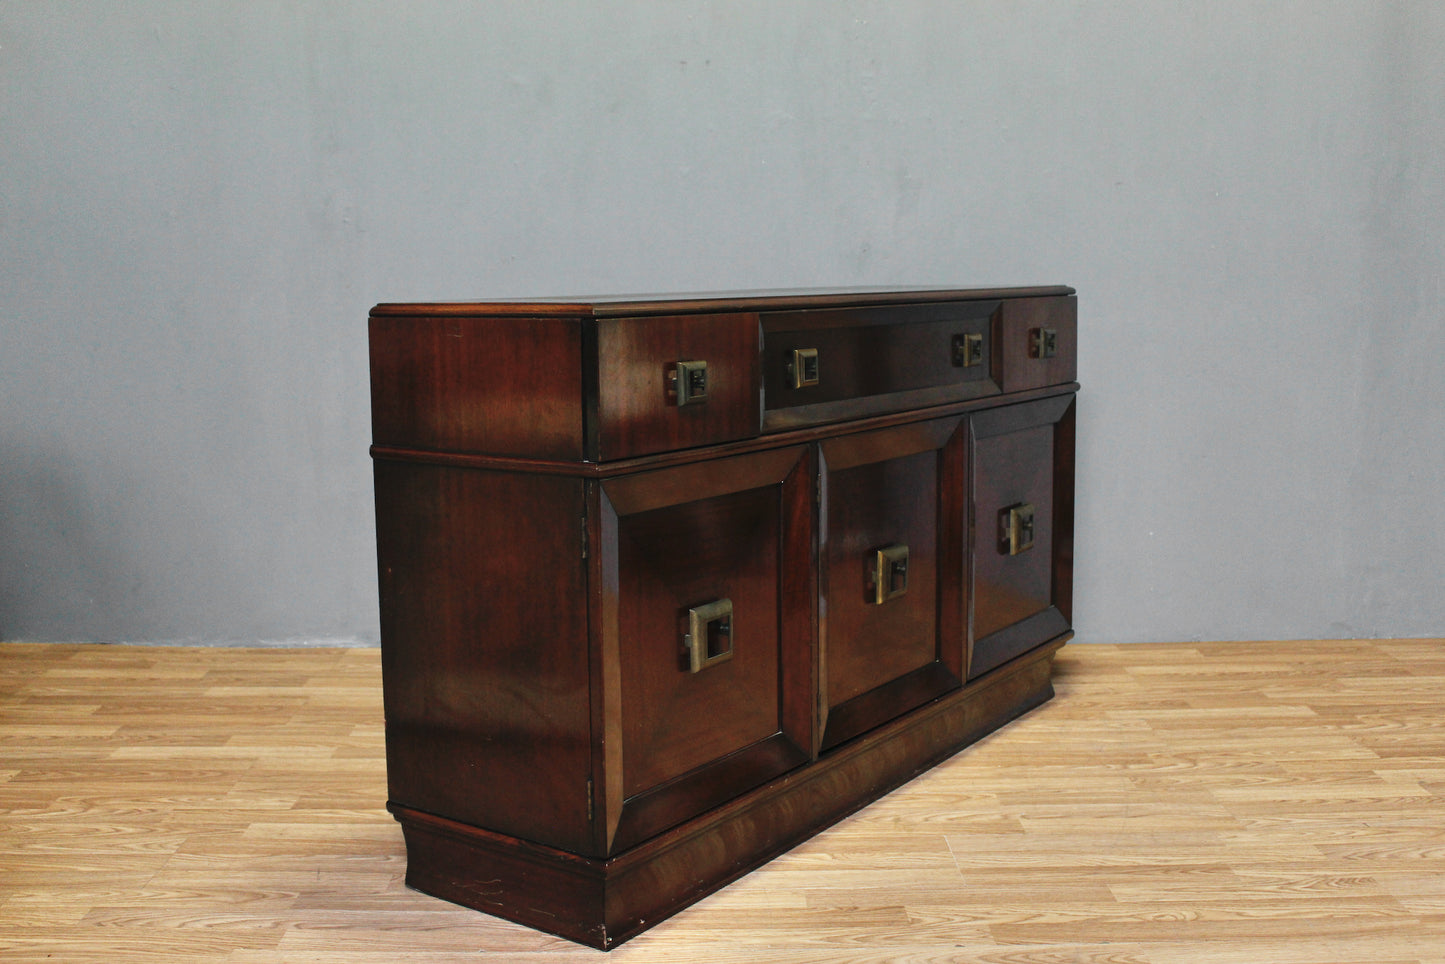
370, 285, 1077, 318
368, 287, 1080, 945
968, 394, 1076, 680
995, 295, 1079, 394
595, 446, 816, 854
370, 381, 1080, 479
5, 639, 1445, 962
818, 417, 965, 749
594, 312, 761, 460
373, 461, 594, 853
395, 636, 1063, 948
760, 301, 1000, 429
369, 312, 588, 460
604, 447, 814, 849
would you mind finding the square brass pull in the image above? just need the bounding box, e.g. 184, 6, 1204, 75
952, 332, 984, 368
1029, 327, 1058, 359
685, 598, 734, 673
868, 544, 909, 605
669, 360, 709, 406
1000, 503, 1035, 555
789, 348, 820, 389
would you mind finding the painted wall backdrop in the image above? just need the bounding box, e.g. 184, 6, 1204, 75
1, 2, 1441, 645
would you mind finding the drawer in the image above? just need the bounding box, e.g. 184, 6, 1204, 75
760, 302, 1000, 431
994, 295, 1077, 394
593, 312, 761, 460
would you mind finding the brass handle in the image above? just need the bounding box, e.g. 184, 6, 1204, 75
952, 332, 984, 367
1029, 328, 1058, 359
668, 360, 709, 406
868, 545, 909, 605
685, 599, 734, 672
787, 348, 819, 388
1000, 503, 1035, 555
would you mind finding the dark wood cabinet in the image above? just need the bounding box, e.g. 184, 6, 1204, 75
369, 286, 1079, 949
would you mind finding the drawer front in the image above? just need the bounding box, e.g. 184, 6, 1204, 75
596, 446, 814, 852
995, 295, 1078, 394
968, 394, 1075, 680
760, 302, 1000, 431
593, 312, 761, 460
817, 418, 965, 750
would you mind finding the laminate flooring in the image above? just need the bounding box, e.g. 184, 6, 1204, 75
3, 639, 1444, 963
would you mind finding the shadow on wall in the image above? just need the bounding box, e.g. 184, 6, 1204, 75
0, 439, 156, 642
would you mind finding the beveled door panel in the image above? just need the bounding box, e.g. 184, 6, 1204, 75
818, 418, 964, 750
595, 445, 814, 853
616, 487, 782, 796
968, 395, 1075, 679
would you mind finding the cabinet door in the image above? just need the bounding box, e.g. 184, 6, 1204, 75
968, 394, 1075, 680
818, 418, 965, 750
594, 446, 814, 853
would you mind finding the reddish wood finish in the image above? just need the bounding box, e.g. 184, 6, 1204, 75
994, 295, 1078, 395
371, 285, 1074, 319
817, 418, 965, 749
389, 633, 1064, 950
595, 312, 761, 460
373, 462, 593, 853
369, 312, 587, 460
596, 447, 814, 852
369, 286, 1079, 949
761, 301, 999, 430
968, 395, 1076, 680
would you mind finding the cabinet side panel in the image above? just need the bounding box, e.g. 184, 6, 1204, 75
369, 313, 585, 459
374, 462, 592, 853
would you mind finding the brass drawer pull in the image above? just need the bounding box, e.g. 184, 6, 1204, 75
1000, 503, 1035, 555
868, 544, 909, 604
685, 598, 734, 672
667, 360, 709, 406
1029, 327, 1058, 359
788, 348, 820, 389
952, 332, 984, 367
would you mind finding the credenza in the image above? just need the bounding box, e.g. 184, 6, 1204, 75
368, 286, 1078, 948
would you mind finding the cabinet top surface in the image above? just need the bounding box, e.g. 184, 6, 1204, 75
371, 285, 1075, 318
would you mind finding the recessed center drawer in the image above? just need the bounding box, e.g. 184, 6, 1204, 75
760, 301, 1001, 431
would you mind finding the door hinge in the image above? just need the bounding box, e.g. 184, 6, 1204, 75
586, 778, 594, 822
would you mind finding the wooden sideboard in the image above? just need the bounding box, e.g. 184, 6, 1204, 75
368, 286, 1078, 948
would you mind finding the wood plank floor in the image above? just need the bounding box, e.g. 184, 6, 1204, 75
3, 639, 1445, 963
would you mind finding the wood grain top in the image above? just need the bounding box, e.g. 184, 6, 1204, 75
371, 284, 1076, 318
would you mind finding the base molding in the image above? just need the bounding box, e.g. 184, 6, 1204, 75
390, 635, 1066, 950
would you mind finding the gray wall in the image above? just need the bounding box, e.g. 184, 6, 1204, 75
2, 2, 1441, 645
